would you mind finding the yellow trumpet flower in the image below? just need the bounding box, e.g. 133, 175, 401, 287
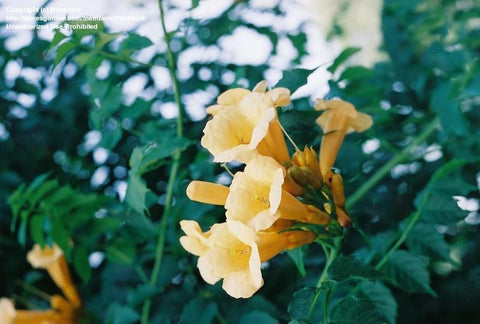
202, 83, 291, 164
225, 156, 330, 231
179, 220, 315, 298
315, 98, 373, 178
27, 244, 81, 308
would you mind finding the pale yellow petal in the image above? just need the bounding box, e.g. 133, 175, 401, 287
0, 298, 15, 324
186, 181, 229, 206
27, 244, 63, 269
252, 80, 267, 93
267, 87, 291, 106
222, 268, 263, 299
217, 88, 250, 105
347, 111, 373, 133
179, 220, 209, 256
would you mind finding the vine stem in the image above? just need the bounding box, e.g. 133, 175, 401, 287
140, 0, 185, 323
346, 118, 439, 209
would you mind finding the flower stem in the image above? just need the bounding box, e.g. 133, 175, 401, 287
346, 118, 439, 209
140, 1, 184, 323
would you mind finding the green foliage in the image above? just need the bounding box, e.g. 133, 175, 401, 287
328, 256, 390, 282
382, 250, 436, 296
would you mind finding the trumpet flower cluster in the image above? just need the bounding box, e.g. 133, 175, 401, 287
0, 244, 81, 324
180, 81, 372, 298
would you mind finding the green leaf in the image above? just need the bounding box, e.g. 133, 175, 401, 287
288, 287, 319, 321
105, 243, 136, 265
30, 215, 45, 246
287, 246, 307, 277
328, 256, 390, 282
358, 281, 397, 324
275, 68, 315, 93
180, 298, 219, 324
328, 296, 387, 324
119, 34, 153, 54
383, 250, 436, 296
120, 98, 152, 119
52, 217, 72, 258
406, 223, 451, 262
73, 246, 92, 282
99, 126, 123, 150
421, 194, 469, 225
96, 32, 122, 48
338, 66, 373, 82
106, 303, 140, 324
125, 172, 151, 215
239, 311, 278, 324
50, 31, 67, 48
54, 41, 77, 67
74, 52, 94, 68
430, 82, 468, 136
327, 47, 361, 74
127, 285, 159, 307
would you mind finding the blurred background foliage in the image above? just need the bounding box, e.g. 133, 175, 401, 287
0, 0, 479, 323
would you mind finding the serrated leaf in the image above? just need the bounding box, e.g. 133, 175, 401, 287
275, 68, 315, 93
288, 287, 319, 321
180, 298, 219, 324
328, 256, 390, 282
328, 296, 387, 324
383, 250, 436, 296
358, 281, 397, 324
421, 196, 469, 225
430, 82, 468, 136
125, 172, 151, 215
287, 246, 307, 277
406, 223, 451, 262
327, 47, 361, 74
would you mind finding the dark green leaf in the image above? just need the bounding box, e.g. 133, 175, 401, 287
50, 31, 67, 48
240, 311, 278, 324
406, 223, 451, 262
430, 82, 468, 136
328, 256, 390, 282
383, 250, 436, 296
127, 285, 159, 307
73, 246, 92, 282
275, 68, 315, 93
125, 172, 151, 215
105, 243, 136, 265
288, 287, 319, 321
52, 217, 72, 258
287, 246, 307, 277
180, 298, 219, 324
328, 296, 387, 324
30, 215, 45, 246
106, 303, 140, 324
99, 126, 123, 150
358, 281, 397, 324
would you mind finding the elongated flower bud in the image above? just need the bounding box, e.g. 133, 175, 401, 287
186, 181, 229, 206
